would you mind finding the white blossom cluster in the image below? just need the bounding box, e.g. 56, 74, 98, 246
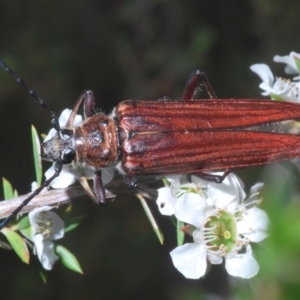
156, 174, 268, 279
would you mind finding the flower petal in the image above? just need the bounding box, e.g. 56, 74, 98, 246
31, 181, 38, 192
174, 192, 206, 227
58, 109, 83, 126
29, 206, 65, 240
69, 165, 94, 179
274, 52, 300, 75
170, 243, 207, 279
156, 187, 176, 215
225, 245, 259, 278
44, 109, 83, 142
33, 234, 59, 270
207, 173, 245, 210
165, 175, 183, 195
58, 109, 73, 124
43, 128, 57, 142
29, 206, 53, 228
249, 182, 264, 196
207, 252, 223, 265
45, 211, 65, 240
237, 207, 268, 242
250, 64, 274, 85
101, 165, 115, 184
73, 113, 83, 126
193, 228, 203, 243
45, 165, 76, 188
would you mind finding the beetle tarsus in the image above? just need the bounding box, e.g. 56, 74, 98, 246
193, 169, 232, 183
124, 176, 139, 188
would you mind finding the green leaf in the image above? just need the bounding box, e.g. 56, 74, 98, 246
161, 177, 170, 187
64, 205, 73, 214
31, 125, 42, 186
38, 268, 47, 283
270, 94, 284, 101
170, 215, 177, 227
177, 220, 185, 246
64, 215, 86, 233
19, 226, 33, 241
16, 217, 32, 240
136, 193, 164, 245
14, 216, 31, 231
2, 177, 14, 200
55, 244, 83, 274
1, 228, 30, 263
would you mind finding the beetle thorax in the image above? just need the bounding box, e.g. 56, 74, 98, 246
74, 113, 118, 169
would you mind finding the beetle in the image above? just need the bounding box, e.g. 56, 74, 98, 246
1, 59, 300, 230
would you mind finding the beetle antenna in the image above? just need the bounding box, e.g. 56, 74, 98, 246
0, 161, 63, 230
0, 59, 61, 135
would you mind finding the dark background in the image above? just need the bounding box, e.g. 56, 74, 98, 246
1, 1, 300, 299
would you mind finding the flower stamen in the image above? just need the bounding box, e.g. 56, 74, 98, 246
203, 210, 238, 255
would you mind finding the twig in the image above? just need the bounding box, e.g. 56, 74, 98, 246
0, 175, 160, 220
0, 186, 91, 219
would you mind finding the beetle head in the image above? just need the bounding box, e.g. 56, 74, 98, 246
41, 128, 76, 164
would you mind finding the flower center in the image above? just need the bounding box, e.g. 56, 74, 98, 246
36, 212, 52, 237
176, 184, 204, 198
203, 210, 237, 256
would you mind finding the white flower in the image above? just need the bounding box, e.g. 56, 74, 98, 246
250, 51, 300, 101
250, 63, 275, 95
156, 175, 183, 215
44, 109, 115, 189
160, 173, 268, 279
29, 206, 64, 270
31, 181, 38, 192
157, 187, 176, 215
43, 109, 82, 142
273, 51, 300, 75
156, 172, 245, 217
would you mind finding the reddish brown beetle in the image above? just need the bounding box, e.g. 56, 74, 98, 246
1, 60, 300, 230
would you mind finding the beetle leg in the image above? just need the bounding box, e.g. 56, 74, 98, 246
181, 70, 218, 101
124, 175, 139, 188
93, 170, 107, 205
83, 91, 96, 118
78, 171, 107, 205
193, 169, 232, 183
65, 90, 94, 127
67, 91, 106, 204
124, 175, 156, 197
78, 176, 98, 203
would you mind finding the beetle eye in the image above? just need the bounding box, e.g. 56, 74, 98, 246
61, 149, 75, 164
